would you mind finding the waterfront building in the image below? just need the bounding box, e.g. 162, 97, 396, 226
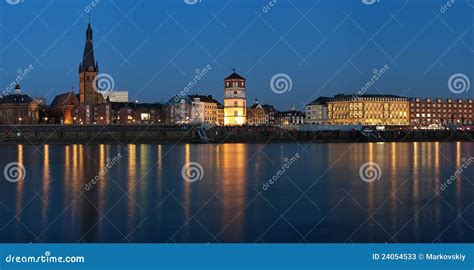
94, 97, 112, 124
93, 101, 163, 125
0, 84, 41, 125
166, 96, 193, 124
48, 89, 80, 124
305, 97, 329, 124
247, 98, 276, 126
99, 91, 129, 103
217, 104, 224, 126
275, 103, 305, 125
409, 98, 473, 127
327, 94, 410, 126
72, 103, 92, 124
189, 95, 222, 125
224, 69, 247, 125
78, 22, 104, 106
134, 103, 163, 124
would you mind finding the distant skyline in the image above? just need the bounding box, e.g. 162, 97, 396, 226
0, 0, 472, 110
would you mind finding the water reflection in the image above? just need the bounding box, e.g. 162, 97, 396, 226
1, 142, 472, 243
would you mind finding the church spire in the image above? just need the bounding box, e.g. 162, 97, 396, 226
79, 21, 97, 73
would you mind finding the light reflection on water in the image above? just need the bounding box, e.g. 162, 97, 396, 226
0, 142, 472, 243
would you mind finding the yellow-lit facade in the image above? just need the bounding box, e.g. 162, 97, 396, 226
224, 71, 247, 126
327, 95, 409, 125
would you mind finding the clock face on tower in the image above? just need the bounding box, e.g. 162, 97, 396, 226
88, 66, 94, 71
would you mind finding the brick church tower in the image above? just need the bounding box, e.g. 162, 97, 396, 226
78, 22, 104, 105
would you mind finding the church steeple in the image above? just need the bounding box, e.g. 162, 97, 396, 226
79, 22, 98, 73
78, 21, 103, 105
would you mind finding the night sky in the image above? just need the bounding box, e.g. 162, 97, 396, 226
0, 0, 472, 110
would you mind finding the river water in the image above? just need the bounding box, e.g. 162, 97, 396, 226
0, 142, 472, 243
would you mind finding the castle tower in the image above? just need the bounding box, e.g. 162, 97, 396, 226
224, 69, 247, 125
78, 22, 103, 105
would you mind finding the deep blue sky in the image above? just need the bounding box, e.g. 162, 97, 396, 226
0, 0, 472, 110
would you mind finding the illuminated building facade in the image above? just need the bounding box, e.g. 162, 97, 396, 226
306, 97, 329, 124
327, 94, 409, 126
224, 70, 247, 125
0, 84, 41, 125
189, 95, 223, 125
409, 98, 473, 127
